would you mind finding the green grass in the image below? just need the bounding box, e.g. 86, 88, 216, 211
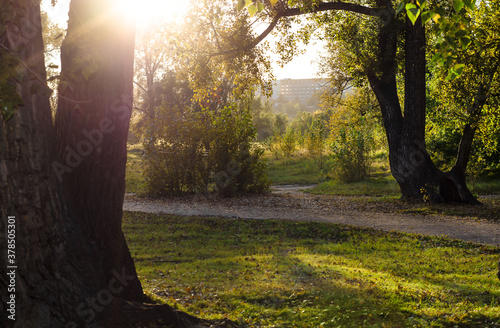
470, 177, 500, 196
126, 146, 146, 194
309, 176, 400, 197
265, 155, 332, 185
124, 212, 500, 328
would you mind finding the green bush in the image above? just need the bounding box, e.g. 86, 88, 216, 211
330, 118, 372, 182
143, 103, 270, 197
277, 127, 299, 158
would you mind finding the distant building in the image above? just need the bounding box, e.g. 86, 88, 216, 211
272, 78, 328, 103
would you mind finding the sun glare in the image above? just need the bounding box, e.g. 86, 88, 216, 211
119, 0, 190, 26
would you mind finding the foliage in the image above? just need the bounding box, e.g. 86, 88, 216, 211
276, 126, 298, 158
247, 95, 278, 140
134, 0, 276, 197
288, 111, 313, 135
428, 0, 500, 177
124, 212, 500, 328
327, 88, 378, 183
304, 115, 329, 171
143, 84, 270, 197
330, 121, 371, 183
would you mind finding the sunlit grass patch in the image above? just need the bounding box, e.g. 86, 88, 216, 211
126, 146, 146, 194
123, 212, 500, 327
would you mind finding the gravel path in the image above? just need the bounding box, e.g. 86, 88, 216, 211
124, 185, 500, 247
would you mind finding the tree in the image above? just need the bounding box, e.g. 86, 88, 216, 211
0, 0, 222, 326
237, 0, 483, 203
428, 0, 500, 184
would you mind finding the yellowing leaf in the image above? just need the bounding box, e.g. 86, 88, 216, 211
432, 13, 441, 23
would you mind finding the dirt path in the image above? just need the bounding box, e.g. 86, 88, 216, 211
124, 185, 500, 247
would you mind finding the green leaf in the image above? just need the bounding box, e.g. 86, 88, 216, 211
269, 0, 279, 7
247, 3, 258, 16
405, 3, 417, 10
453, 0, 464, 12
406, 4, 421, 25
455, 29, 467, 38
462, 0, 475, 10
447, 63, 465, 80
431, 52, 443, 63
447, 69, 458, 81
460, 36, 471, 48
1, 105, 16, 122
421, 11, 434, 24
396, 2, 405, 15
416, 0, 427, 9
258, 1, 265, 12
453, 63, 465, 75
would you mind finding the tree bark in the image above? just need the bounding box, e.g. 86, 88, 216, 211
54, 0, 145, 302
1, 1, 229, 327
366, 13, 479, 204
0, 1, 112, 326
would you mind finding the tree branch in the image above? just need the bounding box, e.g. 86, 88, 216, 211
214, 2, 385, 57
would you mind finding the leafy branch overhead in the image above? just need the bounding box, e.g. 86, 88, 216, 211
237, 0, 478, 80
398, 0, 476, 80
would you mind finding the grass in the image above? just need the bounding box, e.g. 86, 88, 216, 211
265, 155, 332, 185
309, 174, 401, 197
126, 144, 146, 194
123, 212, 500, 328
470, 177, 500, 196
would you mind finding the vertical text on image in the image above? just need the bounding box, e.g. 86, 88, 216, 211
6, 215, 17, 320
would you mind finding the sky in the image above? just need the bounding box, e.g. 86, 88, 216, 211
41, 0, 324, 80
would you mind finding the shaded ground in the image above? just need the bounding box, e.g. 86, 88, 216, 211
124, 185, 500, 246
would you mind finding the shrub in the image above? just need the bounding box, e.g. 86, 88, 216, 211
277, 127, 298, 158
330, 118, 372, 183
143, 102, 270, 197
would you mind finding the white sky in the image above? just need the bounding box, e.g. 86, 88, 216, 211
269, 41, 326, 80
40, 0, 323, 80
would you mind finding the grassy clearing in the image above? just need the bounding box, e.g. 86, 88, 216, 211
124, 212, 500, 328
265, 155, 332, 185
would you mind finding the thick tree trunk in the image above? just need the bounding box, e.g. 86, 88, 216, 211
1, 1, 226, 327
368, 13, 479, 204
0, 1, 115, 326
54, 0, 145, 302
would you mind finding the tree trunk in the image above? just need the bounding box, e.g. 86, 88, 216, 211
0, 1, 115, 326
368, 13, 479, 204
1, 1, 226, 327
54, 0, 145, 302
